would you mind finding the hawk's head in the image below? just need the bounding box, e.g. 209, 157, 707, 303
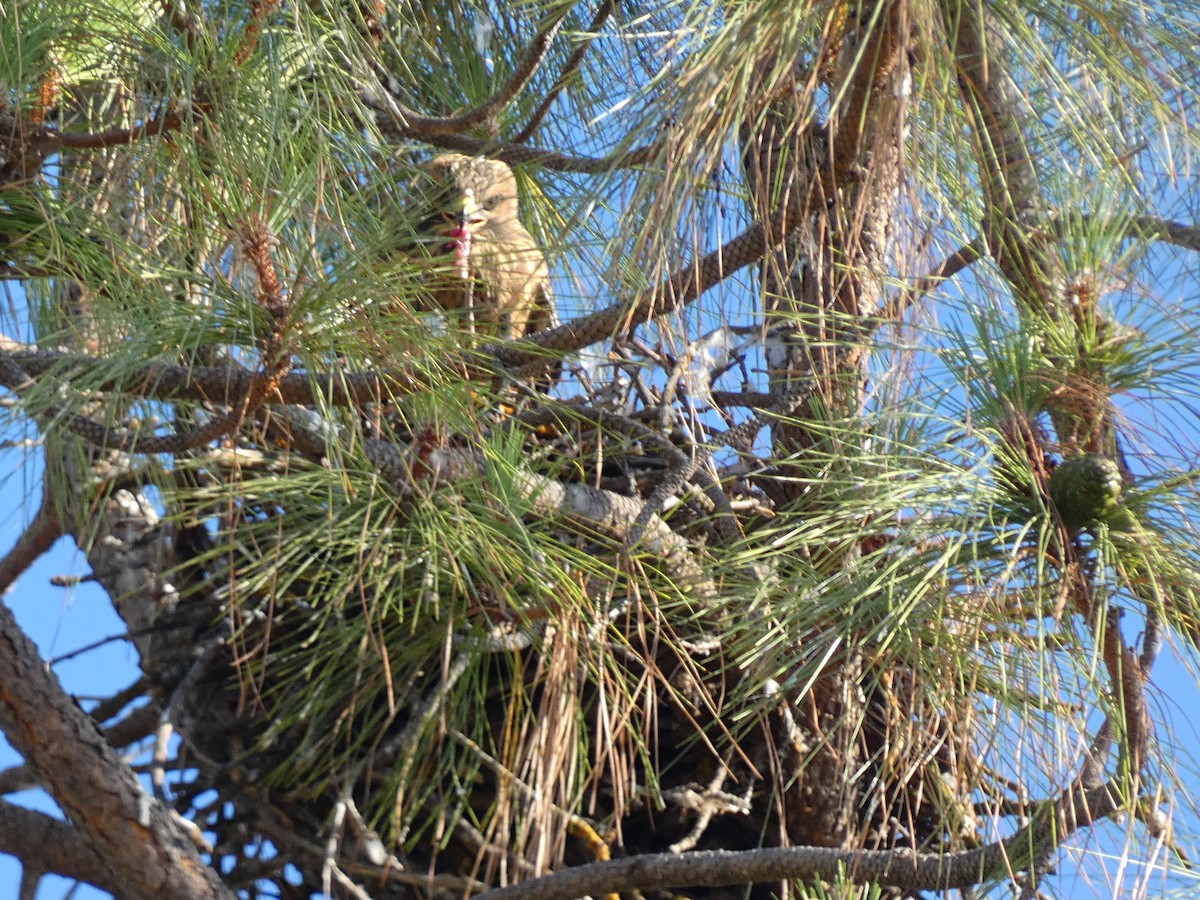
418, 154, 521, 277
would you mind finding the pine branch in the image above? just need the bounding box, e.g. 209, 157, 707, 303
474, 780, 1128, 900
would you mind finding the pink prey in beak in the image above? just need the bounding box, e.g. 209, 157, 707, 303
444, 222, 472, 280
441, 189, 483, 280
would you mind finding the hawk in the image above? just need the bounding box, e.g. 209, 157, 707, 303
414, 154, 557, 344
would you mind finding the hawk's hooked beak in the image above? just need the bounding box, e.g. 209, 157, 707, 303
450, 191, 488, 227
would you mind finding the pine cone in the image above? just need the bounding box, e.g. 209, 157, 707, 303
1047, 453, 1122, 531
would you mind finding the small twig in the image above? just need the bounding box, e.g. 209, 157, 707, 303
392, 648, 475, 825
878, 238, 986, 323
47, 572, 89, 587
343, 795, 389, 867
100, 702, 159, 755
1096, 601, 1151, 773
47, 631, 130, 665
257, 806, 486, 894
170, 810, 213, 853
665, 764, 751, 854
0, 486, 62, 595
1079, 718, 1113, 790
156, 637, 225, 794
55, 109, 184, 149
328, 863, 375, 900
151, 720, 175, 799
0, 762, 38, 795
450, 729, 585, 829
457, 818, 539, 876
324, 788, 350, 898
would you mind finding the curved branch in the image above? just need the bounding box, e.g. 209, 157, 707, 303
376, 9, 569, 138
880, 217, 1198, 327
515, 0, 618, 143
473, 780, 1126, 900
367, 100, 657, 172
942, 0, 1055, 312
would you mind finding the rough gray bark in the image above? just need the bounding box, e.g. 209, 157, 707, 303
0, 599, 235, 900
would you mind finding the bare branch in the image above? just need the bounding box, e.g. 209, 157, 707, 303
0, 491, 61, 595
54, 110, 184, 150
473, 781, 1127, 900
0, 801, 117, 895
1130, 216, 1200, 253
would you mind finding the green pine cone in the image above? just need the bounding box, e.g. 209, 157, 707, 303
1047, 454, 1122, 531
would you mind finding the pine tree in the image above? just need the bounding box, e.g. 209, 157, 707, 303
1, 1, 1199, 897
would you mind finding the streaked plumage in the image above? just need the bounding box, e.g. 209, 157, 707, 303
414, 154, 557, 343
